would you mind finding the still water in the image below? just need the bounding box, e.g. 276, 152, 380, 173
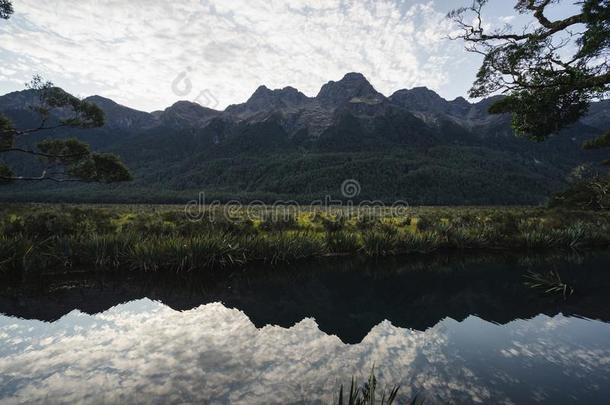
1, 252, 610, 404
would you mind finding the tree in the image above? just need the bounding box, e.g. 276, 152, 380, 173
449, 0, 609, 146
450, 0, 609, 209
0, 0, 13, 19
0, 76, 132, 184
583, 129, 610, 166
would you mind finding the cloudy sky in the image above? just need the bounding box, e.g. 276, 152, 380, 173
2, 299, 609, 403
0, 0, 579, 112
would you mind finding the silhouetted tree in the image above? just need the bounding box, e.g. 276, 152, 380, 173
0, 0, 13, 19
0, 76, 132, 184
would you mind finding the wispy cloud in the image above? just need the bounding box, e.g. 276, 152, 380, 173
1, 0, 490, 111
1, 300, 609, 403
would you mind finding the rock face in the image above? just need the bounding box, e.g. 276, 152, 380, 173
2, 70, 606, 150
389, 88, 508, 130
317, 72, 384, 108
154, 101, 220, 129
390, 87, 464, 115
2, 73, 606, 142
226, 86, 310, 119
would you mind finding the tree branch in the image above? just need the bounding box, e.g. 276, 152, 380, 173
15, 123, 68, 136
0, 147, 89, 159
453, 0, 586, 44
524, 0, 554, 28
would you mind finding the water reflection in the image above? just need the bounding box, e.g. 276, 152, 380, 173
2, 251, 610, 404
1, 300, 610, 404
2, 251, 610, 343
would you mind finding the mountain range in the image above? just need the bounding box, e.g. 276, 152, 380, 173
1, 72, 609, 204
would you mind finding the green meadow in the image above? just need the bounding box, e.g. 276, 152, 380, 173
1, 204, 609, 279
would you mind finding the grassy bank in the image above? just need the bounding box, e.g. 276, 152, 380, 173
1, 204, 609, 278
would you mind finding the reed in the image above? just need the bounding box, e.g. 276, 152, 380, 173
335, 369, 423, 405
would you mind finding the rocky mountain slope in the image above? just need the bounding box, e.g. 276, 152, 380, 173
0, 73, 608, 204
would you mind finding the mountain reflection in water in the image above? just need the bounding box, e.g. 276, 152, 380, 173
1, 300, 610, 404
1, 251, 610, 404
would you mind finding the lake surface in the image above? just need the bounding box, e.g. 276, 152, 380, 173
1, 251, 610, 404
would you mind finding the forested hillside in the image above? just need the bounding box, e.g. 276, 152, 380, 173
1, 73, 608, 204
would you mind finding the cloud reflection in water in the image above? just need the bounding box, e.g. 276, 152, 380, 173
1, 300, 609, 404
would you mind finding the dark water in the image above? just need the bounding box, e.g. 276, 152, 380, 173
1, 251, 610, 404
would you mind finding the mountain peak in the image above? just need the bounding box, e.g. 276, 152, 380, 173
248, 85, 307, 102
85, 95, 118, 106
167, 100, 211, 110
158, 100, 220, 128
251, 85, 271, 98
395, 86, 443, 99
390, 87, 451, 112
0, 88, 43, 110
451, 96, 470, 107
82, 94, 160, 131
227, 85, 309, 117
316, 72, 382, 107
341, 72, 368, 82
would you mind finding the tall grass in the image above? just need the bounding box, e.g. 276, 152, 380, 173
326, 231, 362, 254
1, 204, 609, 277
248, 232, 326, 264
127, 235, 247, 272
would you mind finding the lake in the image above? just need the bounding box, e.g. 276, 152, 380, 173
1, 251, 610, 404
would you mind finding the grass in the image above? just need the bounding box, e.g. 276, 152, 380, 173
524, 270, 575, 300
335, 368, 423, 405
1, 204, 609, 278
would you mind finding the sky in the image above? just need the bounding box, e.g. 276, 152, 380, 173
0, 0, 581, 112
2, 299, 606, 403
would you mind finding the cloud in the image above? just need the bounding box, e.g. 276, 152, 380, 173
1, 300, 610, 404
0, 0, 464, 111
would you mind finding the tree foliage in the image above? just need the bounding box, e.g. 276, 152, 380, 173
449, 0, 609, 141
0, 0, 13, 19
0, 76, 132, 184
451, 0, 610, 209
